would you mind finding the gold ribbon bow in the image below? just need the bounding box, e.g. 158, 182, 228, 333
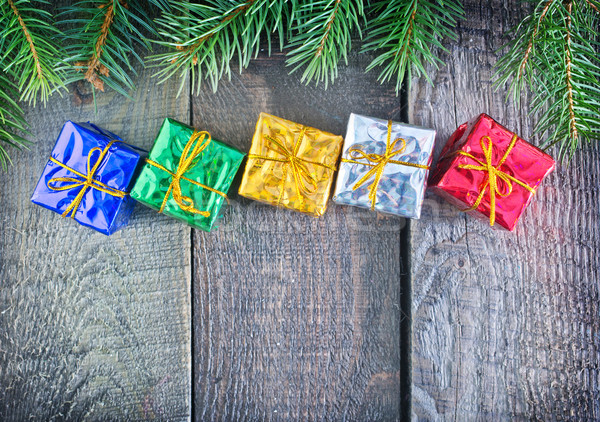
145, 130, 227, 217
47, 140, 127, 218
457, 134, 535, 226
248, 127, 337, 204
341, 120, 430, 210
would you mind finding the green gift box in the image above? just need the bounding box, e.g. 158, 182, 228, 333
130, 118, 245, 231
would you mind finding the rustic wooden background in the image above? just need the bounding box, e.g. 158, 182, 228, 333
0, 64, 192, 420
410, 0, 600, 420
0, 0, 599, 420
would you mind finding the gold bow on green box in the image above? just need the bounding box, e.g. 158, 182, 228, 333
130, 118, 245, 232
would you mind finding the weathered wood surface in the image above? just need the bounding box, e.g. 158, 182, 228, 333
0, 68, 192, 420
0, 47, 409, 420
409, 0, 600, 419
191, 49, 408, 421
6, 0, 598, 418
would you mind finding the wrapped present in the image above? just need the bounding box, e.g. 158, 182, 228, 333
130, 118, 244, 232
429, 113, 555, 231
238, 113, 343, 216
332, 113, 435, 218
31, 121, 145, 235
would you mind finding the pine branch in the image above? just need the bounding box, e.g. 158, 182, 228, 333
150, 0, 290, 95
495, 0, 600, 161
362, 0, 463, 94
0, 0, 66, 106
0, 74, 30, 171
58, 0, 159, 98
495, 0, 556, 103
564, 1, 578, 142
286, 0, 365, 88
80, 1, 120, 92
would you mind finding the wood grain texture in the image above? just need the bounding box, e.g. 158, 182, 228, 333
409, 0, 600, 419
192, 49, 407, 421
0, 67, 192, 420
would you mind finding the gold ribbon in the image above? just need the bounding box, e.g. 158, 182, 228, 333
145, 130, 227, 217
247, 127, 337, 204
341, 120, 430, 210
456, 134, 535, 226
47, 140, 127, 218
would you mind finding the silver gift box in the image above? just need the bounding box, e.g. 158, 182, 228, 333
332, 113, 436, 218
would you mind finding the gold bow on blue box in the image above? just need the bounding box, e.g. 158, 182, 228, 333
31, 121, 145, 235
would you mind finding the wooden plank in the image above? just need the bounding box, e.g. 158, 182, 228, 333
0, 68, 192, 418
192, 49, 407, 420
409, 0, 600, 419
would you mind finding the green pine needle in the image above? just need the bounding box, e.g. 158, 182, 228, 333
286, 0, 365, 88
362, 0, 463, 94
0, 0, 66, 106
495, 0, 600, 162
0, 74, 30, 171
0, 0, 596, 168
58, 0, 159, 99
150, 0, 291, 95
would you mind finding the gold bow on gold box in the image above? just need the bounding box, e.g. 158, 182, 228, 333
239, 113, 344, 216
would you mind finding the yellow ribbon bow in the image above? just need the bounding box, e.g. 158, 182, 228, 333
457, 134, 535, 226
47, 140, 127, 218
341, 120, 430, 210
145, 130, 227, 217
248, 126, 337, 204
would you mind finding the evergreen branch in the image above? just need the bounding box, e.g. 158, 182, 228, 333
59, 0, 159, 98
286, 0, 365, 88
495, 0, 600, 161
517, 0, 553, 81
586, 0, 600, 13
8, 0, 42, 80
0, 74, 30, 171
564, 0, 577, 142
177, 0, 255, 62
150, 0, 290, 95
80, 0, 120, 92
495, 0, 559, 102
0, 0, 66, 106
362, 0, 464, 94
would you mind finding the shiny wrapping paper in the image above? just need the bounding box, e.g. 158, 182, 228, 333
238, 113, 343, 216
130, 118, 244, 232
429, 113, 555, 231
31, 121, 145, 235
332, 113, 435, 218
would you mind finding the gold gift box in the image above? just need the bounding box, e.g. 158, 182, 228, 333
239, 113, 343, 216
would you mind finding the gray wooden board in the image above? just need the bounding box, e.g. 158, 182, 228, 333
0, 67, 192, 420
409, 0, 600, 419
191, 49, 407, 421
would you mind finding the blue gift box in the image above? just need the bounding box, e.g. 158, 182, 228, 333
31, 121, 146, 235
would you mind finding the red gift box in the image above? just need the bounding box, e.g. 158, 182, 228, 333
429, 114, 555, 231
